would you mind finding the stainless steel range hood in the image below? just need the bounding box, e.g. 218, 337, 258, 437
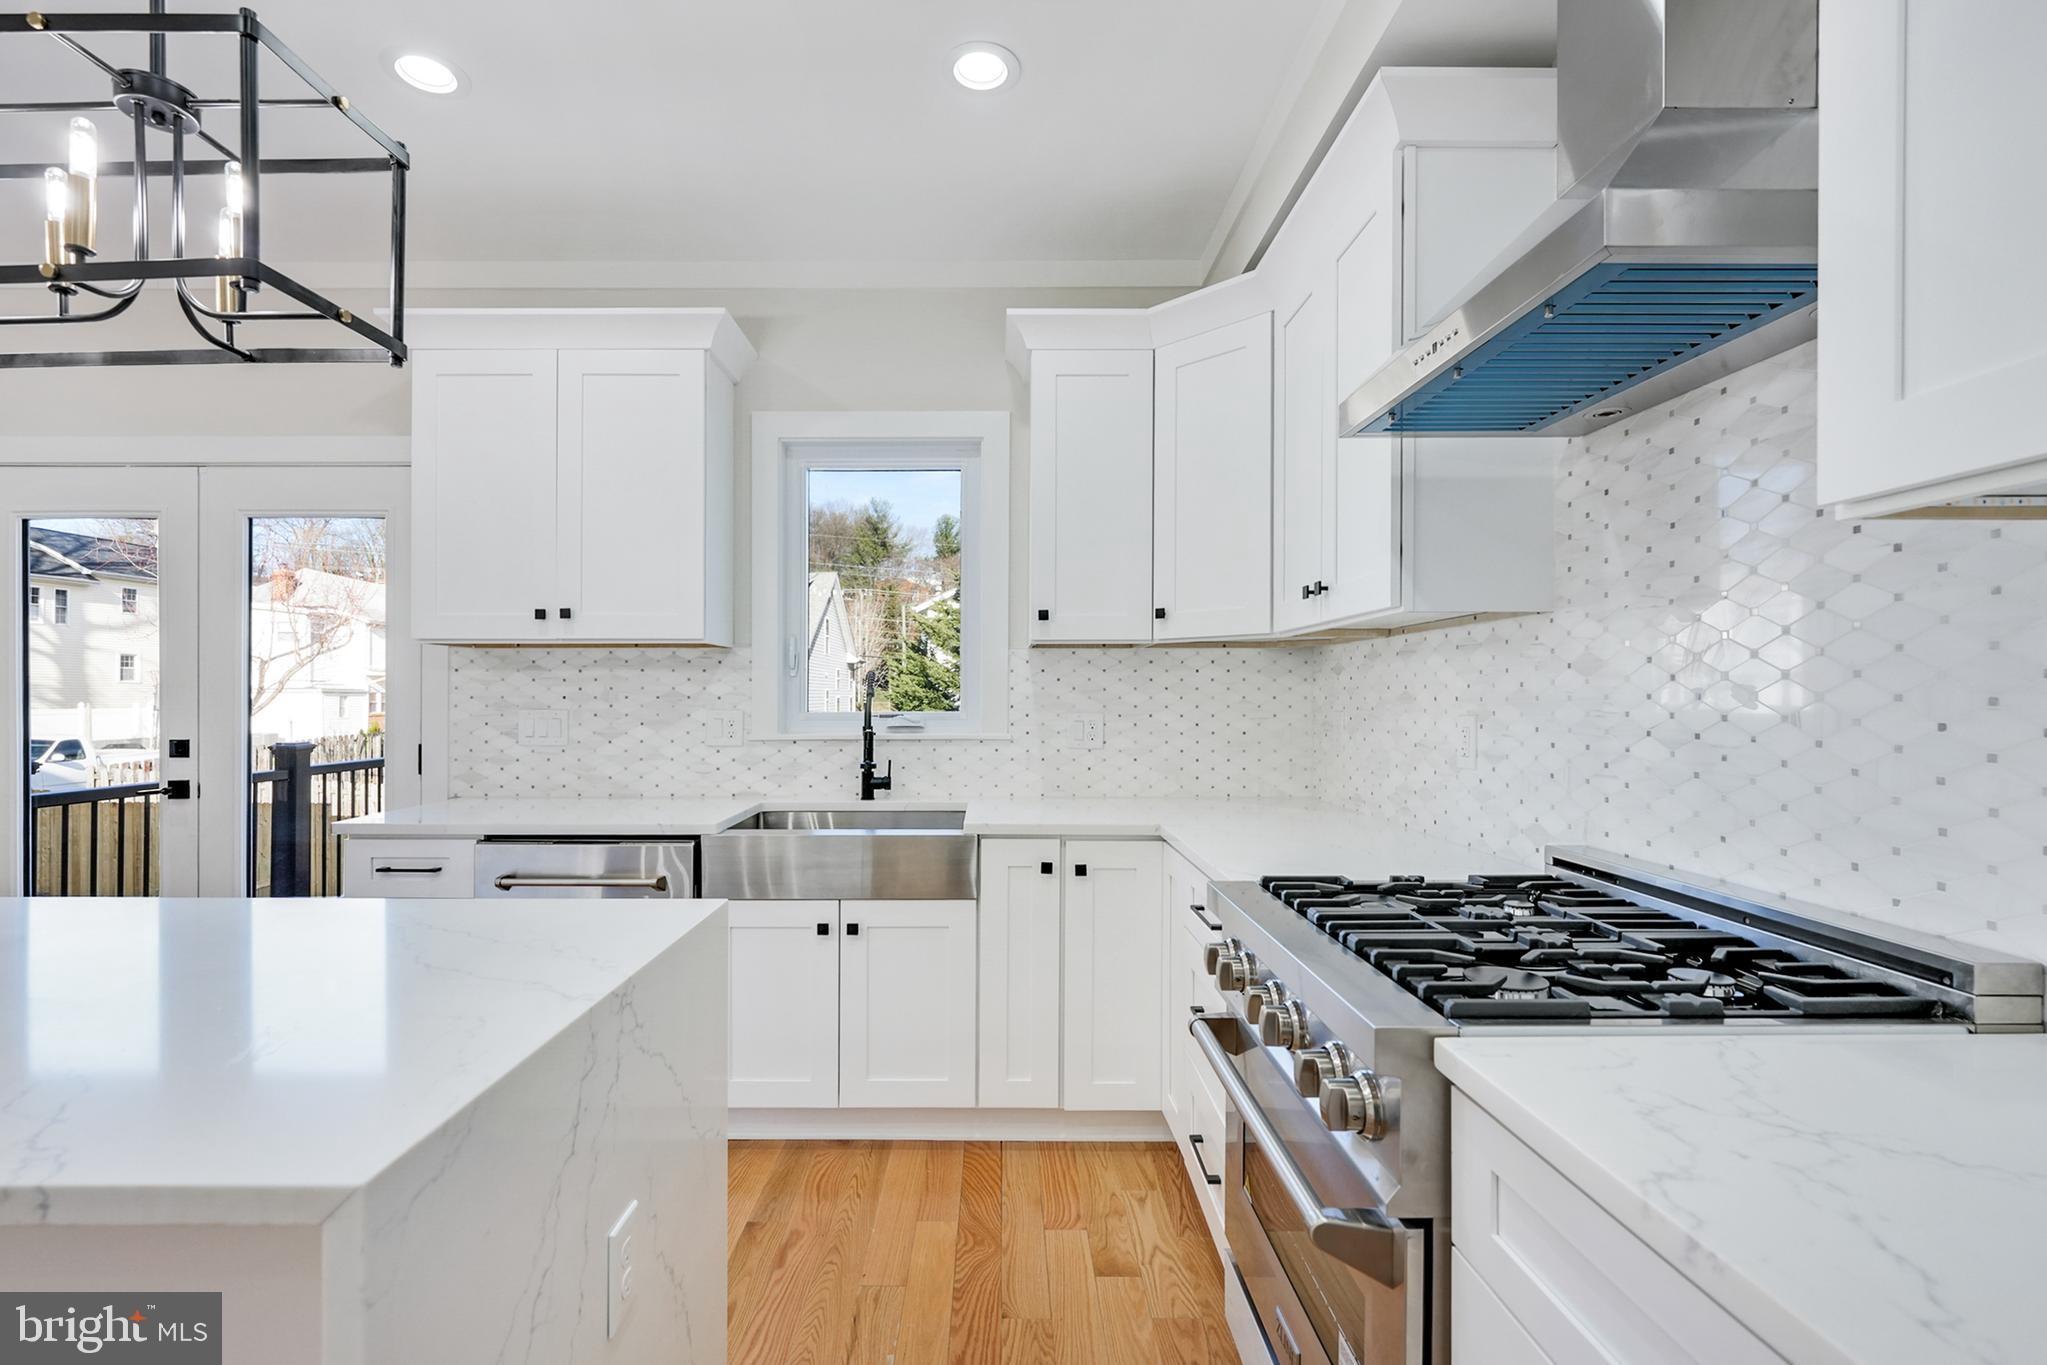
1340, 0, 1820, 439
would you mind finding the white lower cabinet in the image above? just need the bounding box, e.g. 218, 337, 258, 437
1062, 839, 1166, 1110
977, 839, 1065, 1108
839, 899, 978, 1108
729, 900, 842, 1108
338, 837, 475, 898
1452, 1091, 1786, 1364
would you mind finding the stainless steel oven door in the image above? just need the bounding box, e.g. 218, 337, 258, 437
1192, 1013, 1424, 1365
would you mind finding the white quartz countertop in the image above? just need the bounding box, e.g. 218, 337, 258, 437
342, 798, 1498, 883
0, 896, 724, 1226
1436, 1033, 2047, 1365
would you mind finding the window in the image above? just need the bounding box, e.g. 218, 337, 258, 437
52, 588, 67, 624
118, 654, 136, 683
27, 586, 38, 622
121, 586, 138, 614
752, 413, 1009, 739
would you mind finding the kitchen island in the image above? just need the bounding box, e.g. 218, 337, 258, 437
0, 896, 727, 1365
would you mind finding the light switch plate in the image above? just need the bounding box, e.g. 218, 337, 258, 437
606, 1198, 639, 1339
516, 709, 569, 749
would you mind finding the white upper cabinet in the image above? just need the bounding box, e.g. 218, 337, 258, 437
1264, 68, 1560, 633
1817, 2, 2047, 516
1026, 349, 1155, 643
409, 310, 754, 644
410, 349, 562, 642
1154, 313, 1273, 640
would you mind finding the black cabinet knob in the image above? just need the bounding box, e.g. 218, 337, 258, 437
1040, 861, 1054, 875
1074, 863, 1088, 877
1314, 580, 1329, 595
1036, 608, 1049, 622
559, 607, 573, 619
1154, 607, 1166, 620
1301, 584, 1312, 600
816, 921, 830, 936
533, 608, 546, 620
846, 922, 860, 936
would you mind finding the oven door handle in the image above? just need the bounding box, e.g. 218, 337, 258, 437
1189, 1013, 1408, 1289
491, 874, 669, 892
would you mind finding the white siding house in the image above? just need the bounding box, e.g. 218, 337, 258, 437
26, 529, 160, 746
806, 572, 859, 713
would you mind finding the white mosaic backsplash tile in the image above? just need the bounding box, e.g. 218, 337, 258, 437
446, 645, 1330, 803
1317, 340, 2047, 955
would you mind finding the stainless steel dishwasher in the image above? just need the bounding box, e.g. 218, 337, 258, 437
473, 837, 698, 898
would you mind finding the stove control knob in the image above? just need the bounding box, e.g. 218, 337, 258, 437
1244, 981, 1289, 1025
1320, 1070, 1395, 1141
1260, 998, 1311, 1049
1214, 949, 1259, 993
1203, 936, 1242, 975
1293, 1041, 1355, 1098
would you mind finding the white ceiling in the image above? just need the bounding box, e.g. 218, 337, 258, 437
1, 0, 1360, 287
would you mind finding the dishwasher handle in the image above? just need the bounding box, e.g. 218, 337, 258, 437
492, 874, 670, 892
1188, 1013, 1408, 1289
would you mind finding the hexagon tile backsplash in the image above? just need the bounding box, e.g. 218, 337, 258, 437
1317, 340, 2047, 959
445, 340, 2047, 963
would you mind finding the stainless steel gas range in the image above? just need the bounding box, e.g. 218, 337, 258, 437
1190, 845, 2045, 1365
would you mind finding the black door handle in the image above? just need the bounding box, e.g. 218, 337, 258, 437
160, 779, 192, 800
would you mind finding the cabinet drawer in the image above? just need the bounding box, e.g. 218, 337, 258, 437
1452, 1249, 1553, 1364
1452, 1093, 1784, 1365
341, 839, 476, 898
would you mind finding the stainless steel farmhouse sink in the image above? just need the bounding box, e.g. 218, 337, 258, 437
701, 808, 975, 899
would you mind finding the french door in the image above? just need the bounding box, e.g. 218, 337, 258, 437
4, 465, 415, 897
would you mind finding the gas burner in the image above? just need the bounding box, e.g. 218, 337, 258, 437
1670, 967, 1742, 999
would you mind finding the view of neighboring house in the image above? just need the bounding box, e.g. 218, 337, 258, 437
247, 567, 387, 749
26, 527, 161, 751
26, 528, 386, 786
806, 571, 860, 713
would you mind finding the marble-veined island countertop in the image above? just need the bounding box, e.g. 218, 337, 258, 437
0, 896, 728, 1364
1438, 1032, 2047, 1365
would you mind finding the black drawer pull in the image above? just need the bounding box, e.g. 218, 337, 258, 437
1188, 1134, 1222, 1186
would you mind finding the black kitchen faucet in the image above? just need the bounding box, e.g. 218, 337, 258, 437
859, 665, 893, 801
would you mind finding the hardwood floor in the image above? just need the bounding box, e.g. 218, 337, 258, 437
728, 1139, 1240, 1364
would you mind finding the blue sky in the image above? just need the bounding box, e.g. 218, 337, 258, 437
807, 469, 962, 554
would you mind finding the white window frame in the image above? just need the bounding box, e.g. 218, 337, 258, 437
118, 653, 136, 683
26, 585, 38, 622
751, 412, 1009, 740
121, 585, 138, 614
52, 588, 67, 624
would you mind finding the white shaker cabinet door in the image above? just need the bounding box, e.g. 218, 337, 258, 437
839, 899, 978, 1109
977, 839, 1064, 1109
728, 900, 840, 1109
1153, 316, 1273, 641
1061, 839, 1165, 1111
411, 349, 560, 641
1819, 1, 2047, 514
1028, 349, 1156, 642
555, 349, 715, 643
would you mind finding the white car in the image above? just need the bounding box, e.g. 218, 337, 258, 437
28, 739, 92, 793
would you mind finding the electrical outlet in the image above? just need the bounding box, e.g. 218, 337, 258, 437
1454, 716, 1478, 770
1060, 714, 1104, 750
607, 1198, 639, 1339
706, 710, 744, 747
516, 709, 568, 749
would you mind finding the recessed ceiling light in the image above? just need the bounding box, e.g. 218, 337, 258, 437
950, 42, 1018, 92
393, 53, 460, 95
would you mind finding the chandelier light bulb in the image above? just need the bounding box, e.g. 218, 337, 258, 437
43, 166, 68, 221
217, 206, 241, 257
67, 116, 98, 179
223, 159, 245, 215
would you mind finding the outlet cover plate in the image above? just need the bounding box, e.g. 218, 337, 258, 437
607, 1198, 639, 1339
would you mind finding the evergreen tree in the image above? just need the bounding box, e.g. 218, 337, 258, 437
885, 598, 962, 713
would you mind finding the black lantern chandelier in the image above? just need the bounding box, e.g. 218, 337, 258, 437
1, 1, 408, 367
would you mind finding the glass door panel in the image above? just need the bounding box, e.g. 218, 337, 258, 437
197, 466, 413, 897
3, 468, 199, 897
